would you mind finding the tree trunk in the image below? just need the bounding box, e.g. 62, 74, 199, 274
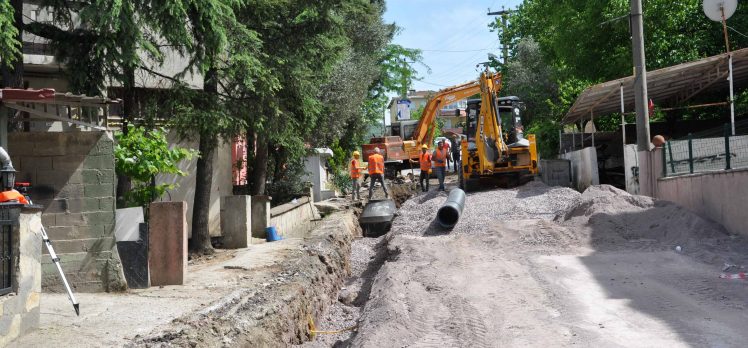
116, 67, 136, 206
250, 131, 268, 196
189, 67, 219, 254
189, 133, 215, 253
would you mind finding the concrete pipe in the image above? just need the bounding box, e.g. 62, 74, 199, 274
437, 188, 465, 229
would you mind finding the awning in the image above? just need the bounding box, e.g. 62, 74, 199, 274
564, 47, 748, 125
0, 88, 120, 131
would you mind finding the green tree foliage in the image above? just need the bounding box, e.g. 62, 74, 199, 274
0, 0, 20, 67
500, 0, 748, 157
114, 126, 196, 211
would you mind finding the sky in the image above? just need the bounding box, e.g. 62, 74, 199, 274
383, 0, 523, 92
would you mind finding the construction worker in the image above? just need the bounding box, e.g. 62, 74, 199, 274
445, 140, 452, 171
433, 140, 449, 191
410, 145, 432, 192
451, 138, 461, 173
350, 151, 363, 200
368, 148, 389, 199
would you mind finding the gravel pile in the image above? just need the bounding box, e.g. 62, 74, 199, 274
392, 181, 581, 236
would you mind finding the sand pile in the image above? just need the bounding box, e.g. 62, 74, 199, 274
559, 185, 748, 265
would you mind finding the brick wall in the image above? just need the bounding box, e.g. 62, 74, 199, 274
8, 132, 126, 292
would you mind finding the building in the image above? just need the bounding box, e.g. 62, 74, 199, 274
387, 90, 467, 133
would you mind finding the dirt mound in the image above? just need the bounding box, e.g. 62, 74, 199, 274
558, 185, 748, 265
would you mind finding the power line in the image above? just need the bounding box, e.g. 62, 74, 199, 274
728, 25, 748, 40
418, 47, 494, 53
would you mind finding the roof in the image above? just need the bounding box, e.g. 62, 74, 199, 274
564, 48, 748, 124
387, 91, 437, 109
0, 88, 121, 131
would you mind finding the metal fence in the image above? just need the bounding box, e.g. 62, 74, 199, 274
663, 122, 748, 177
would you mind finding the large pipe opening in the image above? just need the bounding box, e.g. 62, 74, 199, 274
436, 189, 465, 229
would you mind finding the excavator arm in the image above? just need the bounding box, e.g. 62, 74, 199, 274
412, 81, 481, 147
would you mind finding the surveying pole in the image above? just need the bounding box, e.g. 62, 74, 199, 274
630, 0, 651, 152
487, 8, 511, 65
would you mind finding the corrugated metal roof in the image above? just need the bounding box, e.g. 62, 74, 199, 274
564, 48, 748, 124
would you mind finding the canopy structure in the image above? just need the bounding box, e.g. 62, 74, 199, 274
0, 88, 121, 131
564, 47, 748, 125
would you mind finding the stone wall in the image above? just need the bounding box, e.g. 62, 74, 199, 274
269, 197, 318, 239
0, 209, 42, 346
8, 132, 126, 292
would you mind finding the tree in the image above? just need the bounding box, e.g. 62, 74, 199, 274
114, 125, 196, 212
0, 0, 22, 88
28, 0, 243, 254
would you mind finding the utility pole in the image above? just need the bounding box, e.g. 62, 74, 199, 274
630, 0, 651, 152
487, 7, 511, 65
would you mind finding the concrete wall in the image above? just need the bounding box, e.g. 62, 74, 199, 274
560, 147, 599, 191
302, 149, 335, 202
156, 133, 232, 238
657, 168, 748, 237
8, 132, 126, 292
269, 197, 318, 239
0, 209, 42, 346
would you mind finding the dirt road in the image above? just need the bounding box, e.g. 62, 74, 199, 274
346, 183, 748, 347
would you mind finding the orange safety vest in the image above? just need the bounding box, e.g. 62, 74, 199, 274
419, 152, 432, 171
434, 148, 448, 167
350, 159, 362, 179
0, 190, 28, 205
368, 154, 384, 175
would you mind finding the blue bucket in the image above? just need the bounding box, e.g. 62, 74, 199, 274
265, 226, 282, 242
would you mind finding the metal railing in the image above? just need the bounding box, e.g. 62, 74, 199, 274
0, 223, 11, 295
663, 122, 748, 177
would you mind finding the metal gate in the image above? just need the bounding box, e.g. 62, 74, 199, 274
0, 224, 11, 295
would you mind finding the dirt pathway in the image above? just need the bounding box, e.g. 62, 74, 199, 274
347, 183, 748, 347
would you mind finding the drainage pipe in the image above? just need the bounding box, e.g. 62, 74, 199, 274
436, 188, 465, 229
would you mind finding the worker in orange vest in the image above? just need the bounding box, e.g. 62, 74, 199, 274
350, 151, 364, 201
367, 147, 389, 200
433, 140, 449, 191
411, 144, 432, 192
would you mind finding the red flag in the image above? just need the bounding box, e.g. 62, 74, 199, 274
648, 99, 655, 115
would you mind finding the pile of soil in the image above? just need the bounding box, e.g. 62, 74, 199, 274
558, 185, 748, 265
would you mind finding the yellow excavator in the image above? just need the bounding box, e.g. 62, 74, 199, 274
362, 68, 538, 188
460, 68, 539, 190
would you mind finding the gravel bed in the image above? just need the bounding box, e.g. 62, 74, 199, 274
392, 181, 581, 236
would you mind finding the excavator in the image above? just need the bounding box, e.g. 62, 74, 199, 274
362, 80, 482, 177
460, 68, 539, 190
362, 68, 538, 189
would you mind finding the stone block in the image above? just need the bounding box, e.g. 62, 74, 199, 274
42, 237, 114, 254
99, 197, 115, 210
149, 201, 187, 286
52, 156, 86, 172
81, 169, 115, 185
45, 199, 68, 214
44, 226, 74, 240
57, 184, 84, 199
41, 213, 56, 227
66, 198, 101, 213
84, 211, 115, 226
84, 155, 115, 170
36, 170, 72, 189
55, 213, 85, 227
20, 156, 53, 171
84, 184, 114, 198
221, 195, 251, 248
